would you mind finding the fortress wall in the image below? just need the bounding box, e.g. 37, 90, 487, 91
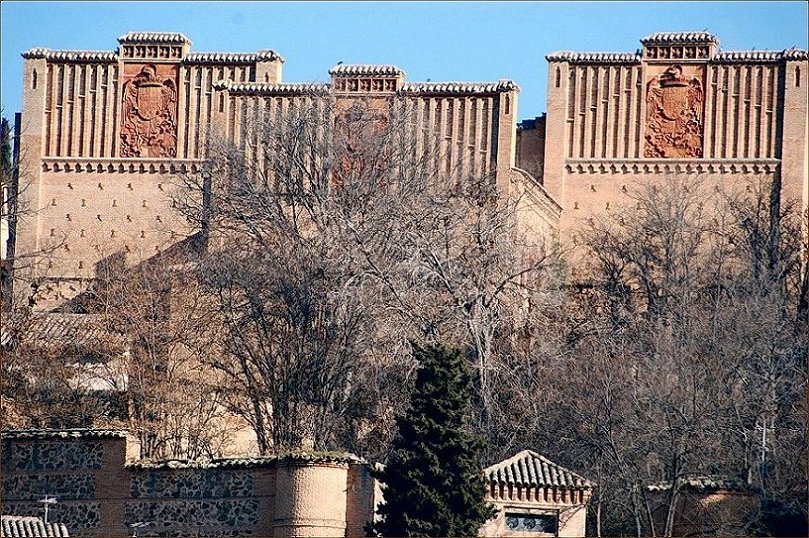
1, 434, 128, 536
564, 64, 646, 161
542, 35, 808, 245
1, 433, 375, 538
703, 62, 781, 159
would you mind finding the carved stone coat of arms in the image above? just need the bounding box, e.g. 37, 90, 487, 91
120, 64, 178, 158
644, 65, 704, 158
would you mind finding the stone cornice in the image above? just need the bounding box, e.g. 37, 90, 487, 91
399, 80, 519, 95
41, 157, 202, 174
564, 158, 780, 175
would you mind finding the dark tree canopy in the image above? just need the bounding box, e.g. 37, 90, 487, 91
372, 343, 495, 537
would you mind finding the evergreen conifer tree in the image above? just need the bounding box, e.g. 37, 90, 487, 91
372, 342, 495, 537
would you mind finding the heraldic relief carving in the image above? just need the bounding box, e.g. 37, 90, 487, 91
120, 63, 178, 158
644, 65, 704, 158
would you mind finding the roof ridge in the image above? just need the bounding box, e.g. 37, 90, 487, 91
117, 31, 191, 45
329, 64, 405, 77
641, 31, 719, 44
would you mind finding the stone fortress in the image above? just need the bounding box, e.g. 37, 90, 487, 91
520, 32, 807, 273
1, 30, 807, 538
6, 31, 562, 310
3, 31, 807, 308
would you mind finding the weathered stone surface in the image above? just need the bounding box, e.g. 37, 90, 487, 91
130, 469, 254, 498
2, 440, 103, 472
124, 499, 259, 528
2, 473, 96, 501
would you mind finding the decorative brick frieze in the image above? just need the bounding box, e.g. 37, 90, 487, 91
563, 158, 780, 175
41, 157, 201, 174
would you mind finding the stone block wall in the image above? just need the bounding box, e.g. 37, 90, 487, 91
1, 431, 376, 538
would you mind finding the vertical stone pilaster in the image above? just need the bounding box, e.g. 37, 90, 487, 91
495, 86, 518, 191
13, 55, 48, 305
779, 58, 809, 219
543, 60, 568, 204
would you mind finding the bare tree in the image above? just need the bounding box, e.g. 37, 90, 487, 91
546, 176, 807, 536
172, 96, 559, 457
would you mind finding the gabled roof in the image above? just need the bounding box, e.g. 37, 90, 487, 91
0, 516, 69, 537
484, 450, 592, 489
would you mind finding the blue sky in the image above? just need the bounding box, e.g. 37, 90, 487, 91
2, 1, 807, 120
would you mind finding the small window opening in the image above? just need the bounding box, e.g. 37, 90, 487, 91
796, 66, 801, 88
555, 67, 561, 88
32, 69, 38, 89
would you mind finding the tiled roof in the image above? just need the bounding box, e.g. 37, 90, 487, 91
0, 313, 126, 350
484, 450, 592, 489
117, 32, 191, 45
545, 51, 641, 64
21, 49, 117, 62
646, 475, 755, 493
400, 80, 519, 94
186, 49, 285, 64
1, 516, 70, 538
641, 32, 719, 45
329, 64, 405, 77
126, 451, 365, 469
1, 429, 128, 441
212, 80, 330, 95
715, 49, 809, 62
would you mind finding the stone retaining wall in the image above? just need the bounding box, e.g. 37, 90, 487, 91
1, 431, 377, 538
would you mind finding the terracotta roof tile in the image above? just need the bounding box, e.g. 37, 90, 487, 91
545, 51, 641, 64
641, 32, 719, 45
212, 80, 330, 95
0, 314, 126, 350
400, 80, 519, 94
126, 451, 364, 469
484, 450, 592, 489
1, 429, 128, 440
21, 49, 117, 62
646, 475, 756, 493
715, 49, 809, 62
1, 516, 70, 537
329, 64, 405, 77
117, 32, 191, 45
186, 49, 285, 64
